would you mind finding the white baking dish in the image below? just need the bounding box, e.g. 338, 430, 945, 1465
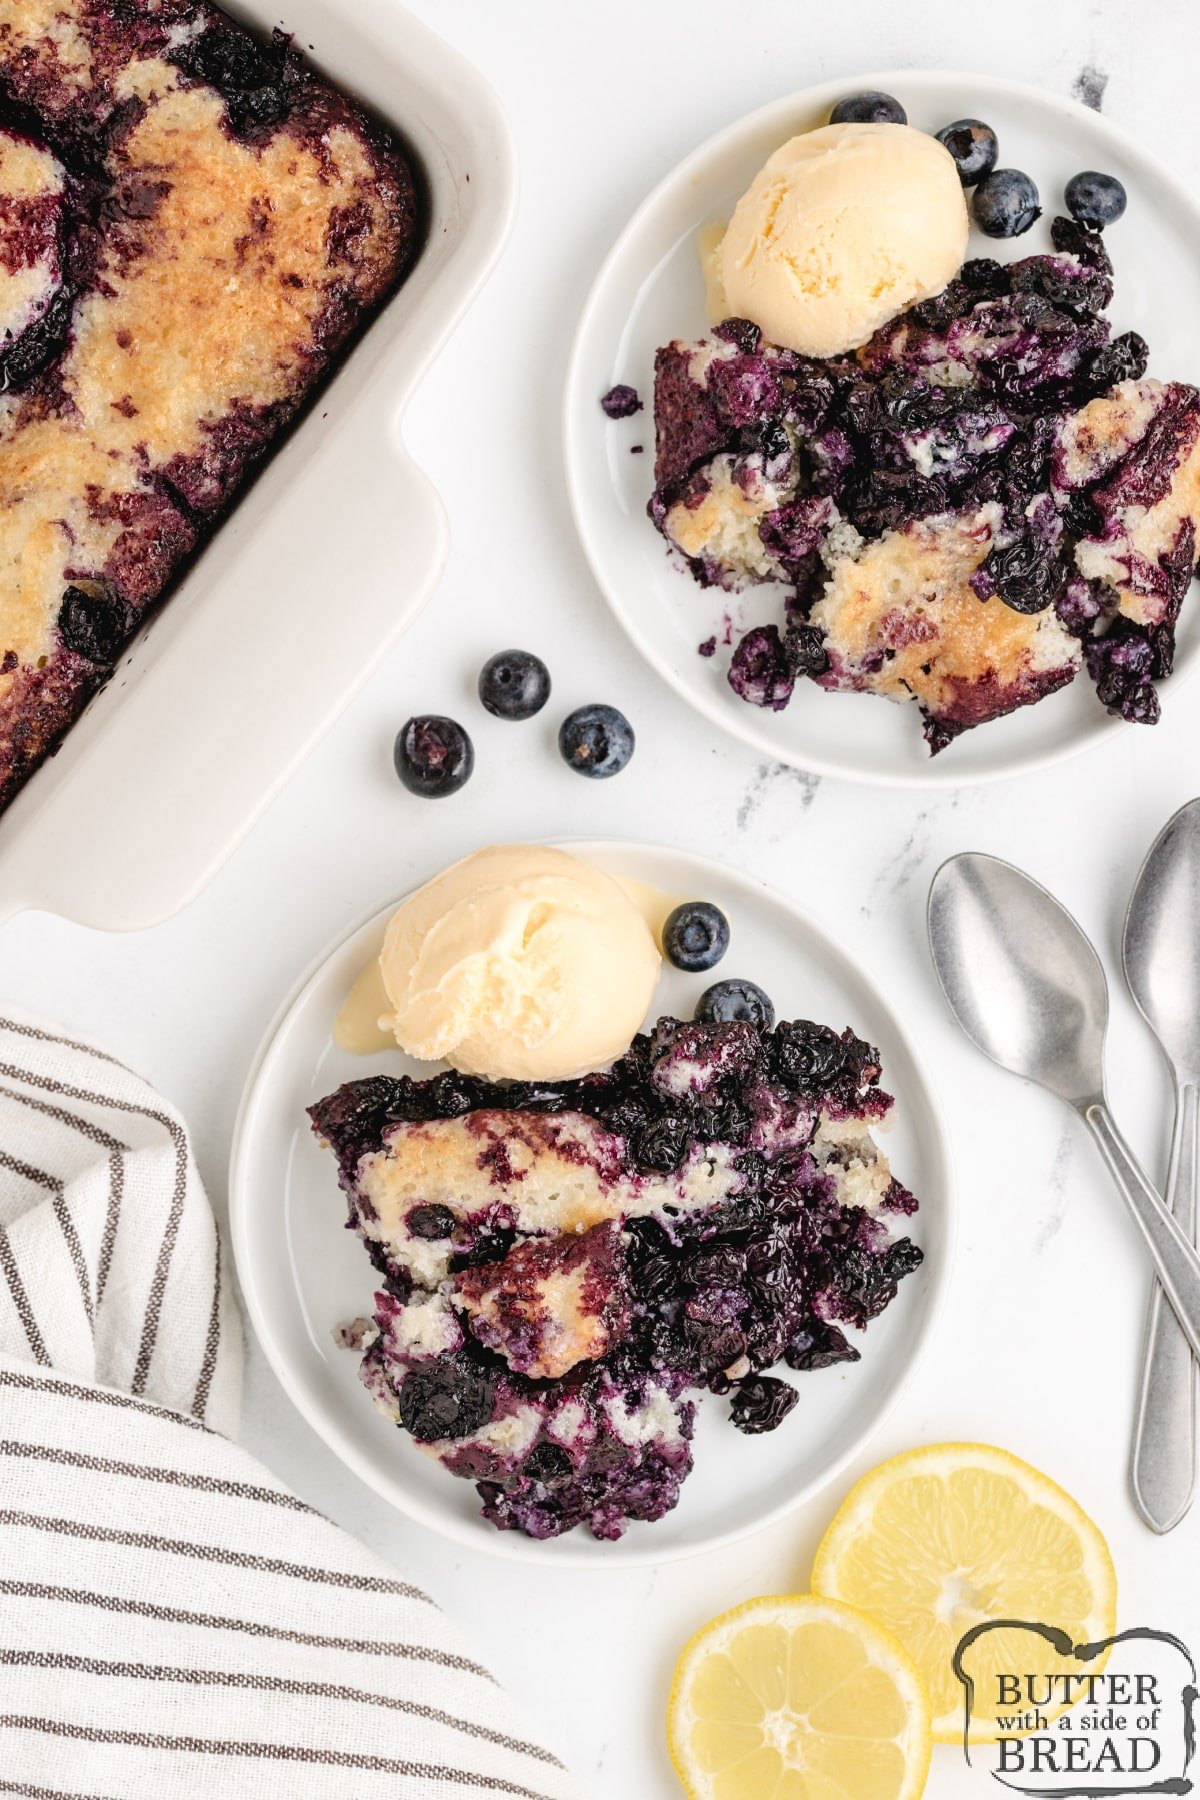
0, 0, 516, 930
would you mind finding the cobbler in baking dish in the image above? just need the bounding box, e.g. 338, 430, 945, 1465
0, 0, 417, 812
651, 220, 1200, 750
310, 1015, 922, 1541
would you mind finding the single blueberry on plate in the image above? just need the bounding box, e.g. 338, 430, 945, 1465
696, 978, 775, 1031
729, 1374, 799, 1434
935, 118, 999, 186
394, 715, 474, 798
663, 901, 730, 973
972, 168, 1041, 237
1065, 169, 1127, 228
478, 648, 551, 721
558, 703, 634, 778
600, 384, 642, 419
829, 90, 906, 126
728, 624, 795, 711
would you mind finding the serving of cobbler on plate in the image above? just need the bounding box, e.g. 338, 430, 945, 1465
586, 85, 1200, 759
310, 1013, 922, 1542
0, 0, 417, 812
651, 221, 1200, 754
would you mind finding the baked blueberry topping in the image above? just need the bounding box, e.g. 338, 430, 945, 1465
1065, 169, 1127, 229
829, 91, 906, 126
981, 508, 1064, 615
394, 716, 474, 798
651, 192, 1200, 749
397, 1357, 495, 1442
524, 1442, 573, 1486
314, 1012, 921, 1540
773, 1019, 864, 1088
728, 625, 795, 711
407, 1203, 457, 1240
0, 4, 418, 819
478, 649, 551, 721
174, 23, 293, 138
176, 21, 287, 95
558, 703, 635, 778
1, 283, 77, 395
785, 1318, 862, 1371
935, 118, 999, 187
1077, 330, 1148, 399
715, 318, 764, 356
973, 168, 1041, 237
663, 901, 730, 973
600, 384, 643, 419
696, 978, 775, 1031
729, 1373, 800, 1434
57, 586, 129, 664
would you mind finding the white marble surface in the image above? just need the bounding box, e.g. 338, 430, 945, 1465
3, 2, 1200, 1792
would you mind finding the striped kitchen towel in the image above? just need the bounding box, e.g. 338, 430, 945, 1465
0, 1012, 584, 1800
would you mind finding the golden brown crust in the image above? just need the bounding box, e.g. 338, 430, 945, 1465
0, 3, 417, 810
814, 506, 1082, 725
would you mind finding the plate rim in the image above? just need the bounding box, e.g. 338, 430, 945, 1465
229, 835, 958, 1566
562, 66, 1200, 790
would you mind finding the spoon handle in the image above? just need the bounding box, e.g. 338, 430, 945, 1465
1130, 1082, 1199, 1534
1083, 1100, 1200, 1365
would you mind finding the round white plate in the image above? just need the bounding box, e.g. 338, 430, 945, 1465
564, 70, 1200, 788
230, 840, 954, 1566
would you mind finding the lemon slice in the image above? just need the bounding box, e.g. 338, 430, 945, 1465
668, 1593, 933, 1800
811, 1443, 1117, 1744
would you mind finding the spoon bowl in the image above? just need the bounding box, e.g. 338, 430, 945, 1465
928, 852, 1108, 1108
927, 848, 1200, 1396
1125, 798, 1200, 1084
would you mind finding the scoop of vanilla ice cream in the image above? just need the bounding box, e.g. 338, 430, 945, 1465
714, 122, 969, 358
379, 845, 661, 1081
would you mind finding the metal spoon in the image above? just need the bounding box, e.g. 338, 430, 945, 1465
1123, 799, 1200, 1534
928, 852, 1200, 1377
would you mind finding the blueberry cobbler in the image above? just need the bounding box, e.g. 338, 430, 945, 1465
0, 0, 417, 811
651, 221, 1200, 750
310, 1015, 922, 1541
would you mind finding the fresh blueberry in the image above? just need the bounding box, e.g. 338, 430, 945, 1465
600, 384, 642, 419
558, 703, 634, 778
696, 978, 775, 1031
478, 648, 551, 721
663, 901, 730, 973
829, 90, 906, 126
394, 715, 474, 798
1065, 169, 1127, 229
935, 118, 999, 187
972, 169, 1041, 238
